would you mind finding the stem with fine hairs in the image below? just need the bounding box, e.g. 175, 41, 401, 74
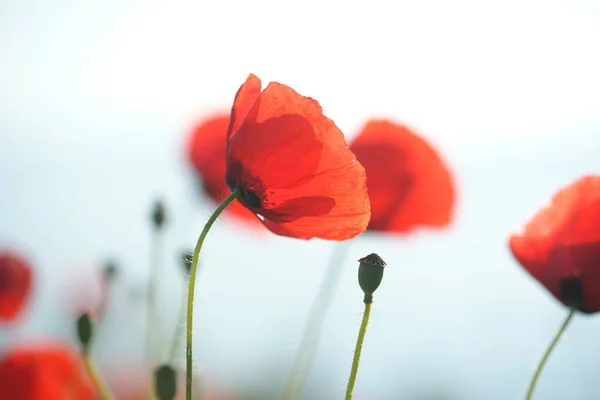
345, 300, 372, 400
186, 189, 240, 400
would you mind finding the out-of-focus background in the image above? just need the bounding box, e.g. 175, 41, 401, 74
1, 1, 600, 399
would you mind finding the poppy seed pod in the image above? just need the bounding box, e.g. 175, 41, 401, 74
358, 253, 386, 303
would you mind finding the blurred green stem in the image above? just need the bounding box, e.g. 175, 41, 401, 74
344, 301, 372, 400
186, 189, 240, 400
82, 353, 115, 400
525, 306, 576, 400
281, 241, 350, 400
169, 275, 189, 366
148, 228, 165, 365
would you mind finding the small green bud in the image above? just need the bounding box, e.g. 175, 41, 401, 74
152, 200, 166, 229
76, 313, 93, 352
154, 364, 177, 400
358, 253, 386, 303
180, 250, 193, 275
103, 261, 118, 281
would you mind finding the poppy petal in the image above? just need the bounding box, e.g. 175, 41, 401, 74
350, 120, 455, 232
227, 81, 370, 240
0, 251, 33, 322
227, 73, 262, 142
509, 175, 600, 312
0, 341, 96, 399
187, 114, 263, 225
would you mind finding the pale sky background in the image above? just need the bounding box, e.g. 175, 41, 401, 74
1, 1, 600, 399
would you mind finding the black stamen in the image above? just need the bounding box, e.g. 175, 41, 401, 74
225, 174, 261, 208
560, 276, 583, 308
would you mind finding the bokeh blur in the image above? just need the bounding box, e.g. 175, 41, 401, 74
1, 1, 600, 399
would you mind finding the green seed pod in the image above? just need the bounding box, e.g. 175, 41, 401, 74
154, 364, 177, 400
358, 253, 386, 303
152, 200, 166, 229
76, 313, 93, 352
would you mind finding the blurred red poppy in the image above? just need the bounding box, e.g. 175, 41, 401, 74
187, 114, 262, 225
225, 73, 371, 240
509, 175, 600, 313
0, 250, 33, 322
349, 120, 455, 232
0, 341, 96, 400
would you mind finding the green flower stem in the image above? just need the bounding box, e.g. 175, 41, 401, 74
345, 300, 372, 400
169, 276, 189, 367
186, 189, 240, 400
82, 353, 115, 400
148, 228, 165, 365
282, 241, 350, 400
525, 306, 576, 400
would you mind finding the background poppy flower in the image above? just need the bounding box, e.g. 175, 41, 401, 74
349, 120, 455, 232
225, 74, 371, 240
509, 175, 600, 313
187, 114, 261, 225
0, 250, 33, 322
0, 341, 96, 400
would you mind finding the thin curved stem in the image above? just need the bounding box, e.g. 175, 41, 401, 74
345, 301, 372, 400
148, 228, 165, 365
282, 241, 351, 400
82, 353, 115, 400
186, 189, 240, 400
525, 306, 576, 400
169, 276, 189, 367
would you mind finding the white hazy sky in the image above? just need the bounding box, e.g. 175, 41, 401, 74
1, 1, 600, 400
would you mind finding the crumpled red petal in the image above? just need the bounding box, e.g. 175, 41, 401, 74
509, 175, 600, 312
0, 341, 96, 399
226, 77, 370, 240
187, 114, 263, 225
227, 74, 261, 142
350, 120, 455, 232
0, 251, 33, 322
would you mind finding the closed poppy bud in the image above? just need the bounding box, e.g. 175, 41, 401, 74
152, 200, 166, 229
76, 313, 93, 352
154, 364, 177, 400
358, 253, 386, 303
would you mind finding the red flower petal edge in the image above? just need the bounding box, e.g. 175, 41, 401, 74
350, 120, 455, 232
0, 341, 96, 400
509, 175, 600, 313
225, 74, 371, 240
187, 113, 262, 225
0, 250, 33, 322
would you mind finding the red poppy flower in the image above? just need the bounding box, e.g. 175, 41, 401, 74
509, 175, 600, 313
0, 250, 33, 322
187, 114, 261, 225
0, 341, 96, 400
224, 73, 371, 240
349, 120, 455, 232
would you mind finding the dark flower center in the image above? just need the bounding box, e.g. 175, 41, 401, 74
560, 276, 584, 310
225, 174, 261, 208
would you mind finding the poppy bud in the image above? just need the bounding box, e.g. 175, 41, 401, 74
152, 200, 166, 229
358, 253, 386, 303
154, 364, 177, 400
103, 261, 118, 281
76, 313, 93, 353
180, 250, 193, 275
